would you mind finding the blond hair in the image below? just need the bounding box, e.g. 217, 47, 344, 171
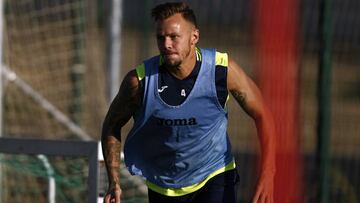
151, 2, 198, 28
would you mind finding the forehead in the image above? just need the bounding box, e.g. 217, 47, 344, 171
156, 13, 193, 33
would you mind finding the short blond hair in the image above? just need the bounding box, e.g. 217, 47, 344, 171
151, 2, 198, 28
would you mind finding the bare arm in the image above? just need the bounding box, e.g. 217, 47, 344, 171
227, 58, 276, 203
101, 70, 141, 203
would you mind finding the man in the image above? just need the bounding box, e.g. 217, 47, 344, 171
102, 2, 276, 203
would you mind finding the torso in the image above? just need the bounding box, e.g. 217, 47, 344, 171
125, 49, 234, 191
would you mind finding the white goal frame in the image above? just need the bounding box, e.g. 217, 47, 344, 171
0, 137, 99, 203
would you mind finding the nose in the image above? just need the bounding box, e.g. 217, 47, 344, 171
159, 36, 172, 50
165, 37, 173, 50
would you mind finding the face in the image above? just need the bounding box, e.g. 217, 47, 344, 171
156, 13, 199, 68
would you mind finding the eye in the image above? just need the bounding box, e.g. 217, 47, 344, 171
156, 35, 165, 41
170, 35, 179, 40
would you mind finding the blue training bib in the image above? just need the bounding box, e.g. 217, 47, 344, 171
124, 48, 234, 189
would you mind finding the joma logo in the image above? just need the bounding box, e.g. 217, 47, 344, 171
157, 117, 198, 126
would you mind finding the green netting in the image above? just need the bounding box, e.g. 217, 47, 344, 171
0, 154, 88, 203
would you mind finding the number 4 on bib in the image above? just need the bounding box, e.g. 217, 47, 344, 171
181, 89, 186, 97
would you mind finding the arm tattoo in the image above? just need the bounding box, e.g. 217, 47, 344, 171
104, 139, 122, 186
231, 90, 247, 107
101, 70, 140, 187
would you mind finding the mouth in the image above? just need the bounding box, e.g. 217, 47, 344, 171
161, 53, 180, 67
162, 51, 177, 56
164, 53, 176, 57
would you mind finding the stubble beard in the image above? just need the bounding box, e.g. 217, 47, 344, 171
163, 47, 191, 70
164, 57, 182, 69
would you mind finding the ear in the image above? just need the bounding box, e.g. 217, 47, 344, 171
191, 29, 199, 45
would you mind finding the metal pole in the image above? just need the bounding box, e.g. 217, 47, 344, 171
106, 0, 123, 103
71, 1, 86, 125
0, 0, 5, 201
2, 66, 92, 141
316, 0, 333, 202
97, 141, 104, 203
102, 0, 123, 201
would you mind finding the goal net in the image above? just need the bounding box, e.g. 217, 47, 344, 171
1, 0, 148, 202
3, 0, 105, 140
0, 138, 99, 203
0, 138, 148, 203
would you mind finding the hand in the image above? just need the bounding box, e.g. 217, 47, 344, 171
252, 171, 274, 203
104, 184, 122, 203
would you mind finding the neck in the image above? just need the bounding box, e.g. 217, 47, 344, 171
165, 47, 197, 80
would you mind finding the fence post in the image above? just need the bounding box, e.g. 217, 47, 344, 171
0, 0, 5, 202
106, 0, 123, 103
316, 0, 333, 202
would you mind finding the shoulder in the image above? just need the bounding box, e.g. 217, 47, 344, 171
134, 55, 162, 80
200, 48, 229, 67
117, 68, 142, 105
111, 68, 142, 111
226, 55, 251, 91
125, 55, 157, 85
215, 51, 229, 67
123, 69, 140, 88
207, 49, 245, 76
134, 63, 145, 82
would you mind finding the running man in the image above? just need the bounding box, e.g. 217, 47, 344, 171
102, 2, 276, 203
